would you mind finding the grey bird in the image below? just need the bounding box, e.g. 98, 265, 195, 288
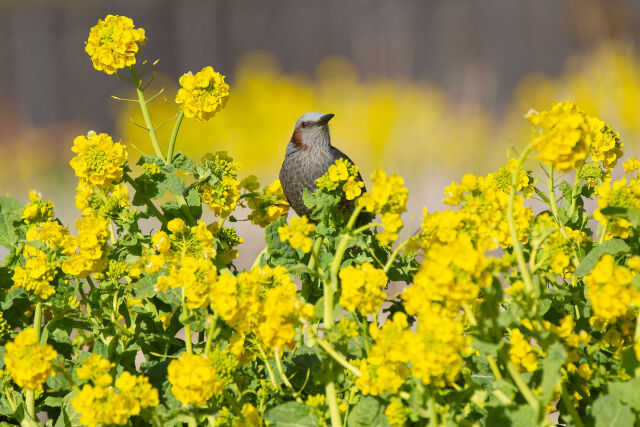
279, 112, 363, 218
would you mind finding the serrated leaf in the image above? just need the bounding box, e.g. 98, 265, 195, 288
574, 238, 630, 278
593, 394, 634, 427
347, 396, 390, 427
265, 402, 318, 426
0, 196, 23, 248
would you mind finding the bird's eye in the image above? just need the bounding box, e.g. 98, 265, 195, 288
301, 122, 307, 128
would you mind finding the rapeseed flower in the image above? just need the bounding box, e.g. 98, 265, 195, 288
594, 177, 640, 239
358, 169, 408, 215
85, 15, 146, 74
339, 262, 387, 316
61, 215, 111, 277
278, 216, 315, 253
316, 158, 362, 196
509, 329, 539, 372
385, 400, 409, 427
4, 328, 57, 391
22, 190, 55, 224
12, 245, 58, 299
585, 254, 640, 321
246, 179, 290, 227
70, 131, 128, 188
168, 353, 223, 406
176, 66, 230, 120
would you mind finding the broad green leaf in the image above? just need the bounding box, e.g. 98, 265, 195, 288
539, 342, 566, 404
609, 377, 640, 410
574, 238, 630, 278
54, 391, 82, 427
593, 393, 634, 427
265, 402, 318, 426
347, 396, 390, 427
0, 196, 23, 248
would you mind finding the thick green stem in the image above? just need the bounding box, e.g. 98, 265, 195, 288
315, 338, 362, 377
26, 302, 43, 420
383, 239, 409, 273
505, 359, 539, 416
326, 380, 342, 427
167, 111, 184, 164
507, 145, 535, 296
254, 340, 279, 390
131, 67, 165, 163
560, 382, 584, 427
204, 313, 218, 357
123, 172, 167, 225
181, 291, 193, 354
275, 348, 302, 401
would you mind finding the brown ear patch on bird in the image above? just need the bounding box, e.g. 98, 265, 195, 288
291, 128, 305, 148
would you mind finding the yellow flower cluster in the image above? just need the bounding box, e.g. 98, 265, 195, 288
404, 234, 489, 318
70, 132, 128, 189
585, 254, 640, 321
22, 190, 54, 224
278, 216, 316, 253
61, 215, 111, 278
75, 182, 130, 219
73, 355, 158, 426
493, 158, 535, 199
509, 329, 539, 372
594, 177, 640, 239
358, 169, 408, 245
85, 15, 146, 74
196, 152, 242, 218
211, 265, 313, 351
168, 353, 223, 407
532, 213, 588, 278
339, 262, 387, 316
176, 66, 230, 120
4, 328, 57, 391
440, 165, 534, 250
316, 158, 365, 200
526, 101, 622, 172
385, 400, 409, 427
12, 245, 58, 299
246, 179, 290, 227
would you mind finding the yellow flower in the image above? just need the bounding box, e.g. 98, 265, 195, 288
77, 354, 114, 387
151, 231, 171, 253
343, 176, 365, 200
4, 328, 57, 391
339, 263, 387, 316
167, 218, 187, 234
168, 353, 223, 407
22, 190, 55, 224
70, 131, 128, 188
85, 15, 146, 74
509, 329, 539, 372
526, 101, 622, 172
328, 161, 349, 182
247, 179, 290, 227
385, 400, 409, 427
61, 215, 110, 278
233, 403, 262, 427
594, 177, 640, 239
12, 245, 57, 299
278, 216, 316, 253
376, 212, 403, 246
358, 169, 408, 215
585, 254, 640, 321
199, 176, 240, 218
624, 157, 640, 174
176, 66, 230, 120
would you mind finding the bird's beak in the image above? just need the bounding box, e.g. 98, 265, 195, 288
318, 113, 335, 125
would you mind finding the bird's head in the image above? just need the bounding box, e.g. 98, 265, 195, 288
288, 112, 334, 152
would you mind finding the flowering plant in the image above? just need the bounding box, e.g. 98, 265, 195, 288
2, 15, 640, 427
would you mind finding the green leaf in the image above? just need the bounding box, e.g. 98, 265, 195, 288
264, 217, 299, 268
539, 342, 566, 404
609, 377, 640, 410
347, 396, 390, 427
54, 391, 82, 427
265, 402, 318, 426
574, 238, 630, 278
0, 196, 23, 248
600, 206, 640, 228
593, 393, 634, 427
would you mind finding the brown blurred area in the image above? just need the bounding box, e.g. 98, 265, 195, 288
1, 0, 638, 130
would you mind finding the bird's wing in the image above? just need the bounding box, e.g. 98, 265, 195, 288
330, 146, 365, 184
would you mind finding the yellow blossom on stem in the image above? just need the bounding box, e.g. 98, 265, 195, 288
593, 177, 640, 240
509, 328, 539, 373
358, 169, 408, 215
175, 66, 230, 120
4, 328, 57, 391
585, 254, 640, 321
70, 131, 128, 188
12, 245, 58, 299
22, 190, 55, 224
168, 353, 223, 407
339, 262, 387, 316
247, 179, 290, 227
85, 15, 146, 74
278, 216, 316, 253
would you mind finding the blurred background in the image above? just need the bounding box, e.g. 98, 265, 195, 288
2, 0, 640, 263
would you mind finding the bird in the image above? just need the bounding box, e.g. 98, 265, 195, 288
279, 112, 364, 219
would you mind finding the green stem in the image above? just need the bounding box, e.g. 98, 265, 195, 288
275, 348, 303, 402
123, 172, 167, 225
176, 194, 197, 226
560, 382, 585, 427
383, 239, 409, 273
567, 162, 584, 220
254, 340, 279, 390
326, 380, 342, 427
428, 389, 438, 427
547, 166, 580, 265
507, 144, 535, 296
308, 237, 324, 270
204, 313, 218, 357
315, 338, 362, 377
505, 359, 539, 416
130, 66, 166, 163
181, 291, 193, 354
167, 111, 185, 164
26, 302, 43, 420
